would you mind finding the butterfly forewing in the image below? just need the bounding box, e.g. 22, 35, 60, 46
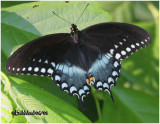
6, 33, 69, 75
82, 22, 152, 60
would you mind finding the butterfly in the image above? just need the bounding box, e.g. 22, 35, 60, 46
6, 5, 152, 109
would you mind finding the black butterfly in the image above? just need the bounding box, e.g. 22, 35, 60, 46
6, 9, 152, 109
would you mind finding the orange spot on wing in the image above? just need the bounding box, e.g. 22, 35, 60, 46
86, 77, 95, 84
90, 77, 94, 82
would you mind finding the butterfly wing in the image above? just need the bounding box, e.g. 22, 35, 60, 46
6, 33, 92, 109
81, 22, 152, 98
6, 33, 70, 76
82, 22, 152, 60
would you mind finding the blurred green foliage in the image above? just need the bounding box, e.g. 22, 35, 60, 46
1, 1, 159, 123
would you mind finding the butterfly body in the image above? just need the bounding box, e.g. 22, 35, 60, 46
6, 22, 152, 109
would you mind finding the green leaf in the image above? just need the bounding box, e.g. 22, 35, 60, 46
101, 87, 159, 123
2, 1, 110, 36
11, 112, 28, 123
151, 1, 159, 10
99, 1, 134, 22
98, 1, 154, 22
9, 77, 91, 123
1, 91, 13, 123
1, 1, 34, 8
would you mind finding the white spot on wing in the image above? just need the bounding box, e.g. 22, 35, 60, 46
121, 51, 126, 55
136, 43, 140, 46
115, 53, 121, 59
51, 62, 55, 68
22, 67, 26, 71
108, 77, 114, 83
112, 71, 118, 76
84, 86, 89, 91
61, 82, 68, 89
44, 60, 48, 64
141, 41, 144, 44
28, 67, 32, 71
110, 49, 114, 55
55, 75, 61, 81
34, 67, 39, 72
70, 86, 77, 93
131, 44, 135, 48
41, 68, 46, 73
38, 59, 41, 62
103, 83, 109, 88
114, 61, 119, 67
119, 42, 123, 45
47, 68, 53, 74
114, 45, 118, 49
126, 47, 131, 52
123, 39, 126, 41
79, 89, 85, 96
17, 68, 20, 71
97, 81, 102, 87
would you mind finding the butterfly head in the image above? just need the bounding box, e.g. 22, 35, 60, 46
71, 24, 79, 33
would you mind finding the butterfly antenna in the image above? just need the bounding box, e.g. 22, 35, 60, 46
52, 11, 72, 25
75, 4, 89, 24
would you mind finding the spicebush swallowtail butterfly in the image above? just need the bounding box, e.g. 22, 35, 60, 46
6, 5, 152, 109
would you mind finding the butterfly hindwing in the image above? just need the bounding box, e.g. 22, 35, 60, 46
87, 53, 121, 100
51, 62, 91, 109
